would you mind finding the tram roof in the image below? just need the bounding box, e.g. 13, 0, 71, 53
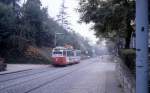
53, 46, 73, 50
53, 46, 80, 51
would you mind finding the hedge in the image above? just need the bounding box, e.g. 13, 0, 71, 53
118, 48, 136, 74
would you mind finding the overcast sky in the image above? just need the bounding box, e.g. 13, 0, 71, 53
41, 0, 98, 44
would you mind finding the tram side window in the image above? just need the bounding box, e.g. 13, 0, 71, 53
76, 52, 81, 56
63, 51, 66, 56
67, 51, 74, 56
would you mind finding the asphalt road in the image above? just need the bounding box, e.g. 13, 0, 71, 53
0, 56, 123, 93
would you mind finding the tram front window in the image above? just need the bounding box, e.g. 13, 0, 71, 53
53, 51, 62, 54
53, 50, 63, 57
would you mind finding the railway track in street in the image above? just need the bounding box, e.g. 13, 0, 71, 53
0, 67, 66, 91
0, 58, 97, 93
26, 61, 98, 93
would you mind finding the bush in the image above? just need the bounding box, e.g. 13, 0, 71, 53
118, 48, 135, 73
6, 56, 51, 64
4, 46, 52, 64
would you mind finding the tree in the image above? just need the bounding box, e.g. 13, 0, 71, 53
78, 0, 135, 48
21, 0, 47, 46
0, 3, 15, 40
0, 0, 94, 62
56, 0, 71, 31
0, 0, 22, 57
0, 0, 20, 40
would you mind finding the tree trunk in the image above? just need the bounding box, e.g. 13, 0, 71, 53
125, 31, 132, 48
125, 19, 133, 48
124, 0, 133, 48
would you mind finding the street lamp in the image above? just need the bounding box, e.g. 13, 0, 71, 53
54, 33, 64, 47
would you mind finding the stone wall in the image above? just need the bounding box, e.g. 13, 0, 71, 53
115, 58, 135, 93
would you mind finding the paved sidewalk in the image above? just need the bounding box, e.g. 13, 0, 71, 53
0, 64, 50, 74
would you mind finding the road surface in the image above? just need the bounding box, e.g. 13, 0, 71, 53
0, 56, 123, 93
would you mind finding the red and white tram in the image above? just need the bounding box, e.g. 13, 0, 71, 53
52, 46, 81, 66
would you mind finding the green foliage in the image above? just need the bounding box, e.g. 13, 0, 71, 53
0, 0, 19, 5
21, 0, 46, 46
0, 0, 93, 63
0, 2, 18, 56
6, 54, 51, 64
0, 2, 15, 39
78, 0, 135, 48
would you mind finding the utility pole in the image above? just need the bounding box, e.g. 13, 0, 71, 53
54, 33, 57, 47
136, 0, 149, 93
54, 33, 64, 47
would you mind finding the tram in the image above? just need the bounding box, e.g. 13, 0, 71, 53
51, 46, 81, 66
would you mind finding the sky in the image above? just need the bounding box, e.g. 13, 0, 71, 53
41, 0, 98, 44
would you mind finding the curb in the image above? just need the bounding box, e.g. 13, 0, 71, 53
0, 69, 32, 75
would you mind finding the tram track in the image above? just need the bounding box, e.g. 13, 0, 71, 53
0, 67, 67, 90
25, 59, 97, 93
0, 58, 97, 93
0, 58, 92, 83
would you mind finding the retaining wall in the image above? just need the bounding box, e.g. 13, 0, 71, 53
115, 58, 135, 93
